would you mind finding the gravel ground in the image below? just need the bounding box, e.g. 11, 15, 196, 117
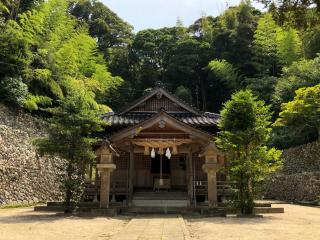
0, 208, 129, 240
185, 204, 320, 240
0, 204, 319, 240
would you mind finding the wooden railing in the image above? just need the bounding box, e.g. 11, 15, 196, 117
83, 179, 128, 201
83, 180, 98, 201
193, 180, 235, 197
83, 179, 235, 201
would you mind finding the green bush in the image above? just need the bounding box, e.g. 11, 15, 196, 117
0, 76, 28, 107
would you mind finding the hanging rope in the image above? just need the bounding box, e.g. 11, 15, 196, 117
132, 138, 192, 149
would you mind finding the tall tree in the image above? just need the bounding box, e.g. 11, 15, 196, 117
252, 13, 280, 76
69, 0, 133, 58
34, 92, 106, 212
245, 76, 277, 104
256, 0, 320, 28
205, 59, 239, 111
0, 0, 122, 111
212, 1, 261, 77
0, 0, 43, 21
216, 90, 282, 214
303, 26, 320, 59
276, 26, 302, 66
166, 38, 212, 109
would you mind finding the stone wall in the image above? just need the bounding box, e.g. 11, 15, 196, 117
0, 104, 65, 205
264, 141, 320, 202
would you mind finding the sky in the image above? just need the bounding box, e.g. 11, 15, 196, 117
102, 0, 265, 31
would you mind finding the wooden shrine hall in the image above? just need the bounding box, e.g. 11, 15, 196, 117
93, 86, 227, 209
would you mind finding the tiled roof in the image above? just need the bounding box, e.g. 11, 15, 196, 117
118, 87, 201, 115
102, 112, 219, 127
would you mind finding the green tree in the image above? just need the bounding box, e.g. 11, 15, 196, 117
166, 38, 212, 110
174, 85, 192, 104
210, 1, 260, 77
69, 0, 133, 58
276, 26, 302, 66
252, 13, 280, 75
256, 0, 320, 29
0, 76, 28, 106
34, 92, 106, 212
0, 0, 122, 111
205, 59, 239, 111
216, 90, 282, 214
274, 84, 320, 141
303, 26, 320, 59
0, 0, 43, 21
272, 56, 320, 111
207, 59, 239, 90
245, 76, 277, 104
130, 28, 178, 89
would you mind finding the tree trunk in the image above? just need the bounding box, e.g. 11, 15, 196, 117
239, 173, 245, 214
246, 177, 254, 215
65, 161, 73, 213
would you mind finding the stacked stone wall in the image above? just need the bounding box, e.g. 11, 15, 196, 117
0, 105, 65, 205
264, 141, 320, 202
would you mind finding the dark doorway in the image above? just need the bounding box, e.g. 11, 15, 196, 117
151, 155, 171, 174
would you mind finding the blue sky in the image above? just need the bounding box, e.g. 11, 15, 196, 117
102, 0, 265, 31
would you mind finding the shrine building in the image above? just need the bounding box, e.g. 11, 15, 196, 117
93, 86, 227, 209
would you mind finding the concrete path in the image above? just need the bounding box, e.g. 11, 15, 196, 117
110, 215, 190, 240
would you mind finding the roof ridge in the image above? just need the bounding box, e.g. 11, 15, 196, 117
109, 110, 213, 142
158, 86, 203, 114
116, 87, 159, 114
116, 86, 203, 115
204, 112, 221, 117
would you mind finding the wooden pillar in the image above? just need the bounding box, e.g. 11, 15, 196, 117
96, 146, 116, 208
187, 151, 193, 204
128, 146, 134, 203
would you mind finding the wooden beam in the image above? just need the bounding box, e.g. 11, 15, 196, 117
131, 144, 203, 154
138, 132, 189, 136
128, 144, 134, 204
187, 150, 194, 205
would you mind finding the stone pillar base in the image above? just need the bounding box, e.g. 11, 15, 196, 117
97, 163, 116, 209
202, 163, 222, 208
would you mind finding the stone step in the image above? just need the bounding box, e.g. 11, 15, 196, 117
133, 191, 188, 200
46, 201, 100, 207
119, 206, 227, 216
132, 199, 190, 207
120, 206, 191, 214
254, 207, 284, 214
34, 206, 65, 212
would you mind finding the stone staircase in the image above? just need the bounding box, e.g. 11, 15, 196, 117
132, 191, 190, 207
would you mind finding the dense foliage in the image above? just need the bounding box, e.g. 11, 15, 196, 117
275, 84, 320, 142
1, 0, 319, 148
0, 0, 123, 111
216, 90, 282, 214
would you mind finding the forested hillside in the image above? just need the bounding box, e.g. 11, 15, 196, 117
0, 0, 319, 149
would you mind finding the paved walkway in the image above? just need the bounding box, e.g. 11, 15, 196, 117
110, 215, 190, 240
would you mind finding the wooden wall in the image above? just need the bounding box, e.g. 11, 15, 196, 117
111, 152, 189, 189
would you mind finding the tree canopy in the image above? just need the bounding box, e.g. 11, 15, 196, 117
0, 0, 122, 111
1, 0, 319, 150
216, 90, 282, 214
